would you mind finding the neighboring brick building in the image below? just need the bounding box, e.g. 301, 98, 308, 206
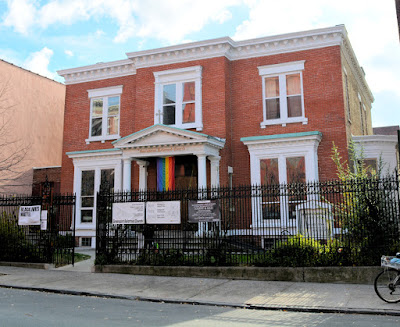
58, 25, 382, 246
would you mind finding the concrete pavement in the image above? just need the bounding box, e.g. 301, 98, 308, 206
0, 249, 400, 316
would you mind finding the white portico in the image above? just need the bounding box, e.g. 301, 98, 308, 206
113, 124, 225, 192
68, 124, 225, 246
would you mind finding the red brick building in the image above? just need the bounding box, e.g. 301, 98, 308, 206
58, 25, 376, 246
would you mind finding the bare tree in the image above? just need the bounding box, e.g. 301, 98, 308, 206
0, 79, 30, 193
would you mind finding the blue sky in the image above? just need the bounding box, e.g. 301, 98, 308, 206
0, 0, 399, 128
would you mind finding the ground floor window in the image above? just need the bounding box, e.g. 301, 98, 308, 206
81, 170, 95, 223
241, 131, 322, 229
81, 237, 92, 247
261, 156, 306, 220
79, 168, 115, 224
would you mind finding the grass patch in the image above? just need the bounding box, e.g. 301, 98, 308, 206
54, 252, 91, 267
75, 253, 91, 263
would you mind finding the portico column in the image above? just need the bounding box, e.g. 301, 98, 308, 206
136, 160, 149, 191
197, 154, 207, 193
196, 154, 208, 236
123, 158, 132, 192
208, 155, 221, 188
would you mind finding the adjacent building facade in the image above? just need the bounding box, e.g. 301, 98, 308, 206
0, 59, 65, 195
58, 25, 389, 246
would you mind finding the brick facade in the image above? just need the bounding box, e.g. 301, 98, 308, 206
58, 26, 376, 242
61, 46, 369, 193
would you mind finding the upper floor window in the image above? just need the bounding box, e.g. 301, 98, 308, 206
154, 66, 202, 131
258, 61, 307, 128
87, 85, 123, 143
343, 68, 351, 123
358, 93, 365, 135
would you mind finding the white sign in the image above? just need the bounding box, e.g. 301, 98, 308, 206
18, 205, 41, 225
40, 210, 48, 230
112, 202, 145, 224
146, 201, 181, 224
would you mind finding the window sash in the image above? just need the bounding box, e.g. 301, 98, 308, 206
159, 81, 197, 127
262, 71, 305, 125
90, 96, 120, 139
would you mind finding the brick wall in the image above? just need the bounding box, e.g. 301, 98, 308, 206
61, 45, 352, 192
32, 167, 61, 196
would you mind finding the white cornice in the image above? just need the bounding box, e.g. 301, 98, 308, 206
128, 26, 345, 68
353, 135, 398, 145
57, 25, 371, 101
340, 32, 374, 104
57, 59, 136, 85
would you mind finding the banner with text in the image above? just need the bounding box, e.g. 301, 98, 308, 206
112, 202, 145, 224
188, 200, 220, 223
146, 201, 181, 224
18, 205, 41, 226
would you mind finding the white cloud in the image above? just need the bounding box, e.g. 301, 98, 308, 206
2, 0, 241, 44
24, 47, 56, 80
3, 0, 37, 35
64, 50, 74, 57
233, 0, 400, 127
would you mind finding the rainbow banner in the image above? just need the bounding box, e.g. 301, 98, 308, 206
157, 157, 175, 191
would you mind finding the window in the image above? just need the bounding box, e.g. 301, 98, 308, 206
241, 131, 322, 228
261, 156, 306, 220
154, 66, 202, 131
343, 69, 351, 122
87, 85, 123, 143
258, 61, 307, 127
79, 168, 115, 224
358, 94, 365, 135
81, 170, 95, 223
81, 237, 92, 247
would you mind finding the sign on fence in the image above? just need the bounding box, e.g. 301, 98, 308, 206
112, 202, 145, 224
188, 200, 220, 223
18, 205, 41, 225
40, 210, 48, 230
146, 201, 181, 224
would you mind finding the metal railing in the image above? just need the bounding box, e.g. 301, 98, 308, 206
0, 194, 76, 266
96, 176, 400, 267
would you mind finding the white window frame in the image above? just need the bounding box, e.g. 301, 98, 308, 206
73, 157, 122, 234
86, 85, 123, 143
154, 66, 203, 131
258, 61, 307, 128
242, 132, 321, 229
343, 67, 351, 123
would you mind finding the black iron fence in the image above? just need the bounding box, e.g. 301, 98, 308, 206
96, 176, 400, 267
0, 194, 75, 266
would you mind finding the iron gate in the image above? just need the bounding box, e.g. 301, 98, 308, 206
0, 192, 76, 266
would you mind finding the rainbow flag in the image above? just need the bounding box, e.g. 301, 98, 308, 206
157, 157, 175, 191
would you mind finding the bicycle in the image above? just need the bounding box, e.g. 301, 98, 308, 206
374, 254, 400, 303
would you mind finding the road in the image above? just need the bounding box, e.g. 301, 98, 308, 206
0, 288, 399, 327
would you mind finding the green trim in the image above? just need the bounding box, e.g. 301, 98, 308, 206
112, 124, 223, 145
66, 148, 120, 156
240, 131, 322, 142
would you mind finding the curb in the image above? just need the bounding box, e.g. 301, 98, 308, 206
0, 262, 52, 270
1, 284, 400, 317
95, 265, 383, 285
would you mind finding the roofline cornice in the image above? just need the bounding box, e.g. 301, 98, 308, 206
57, 25, 371, 101
340, 31, 374, 104
57, 59, 136, 85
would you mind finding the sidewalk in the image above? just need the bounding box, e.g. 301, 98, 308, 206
0, 253, 400, 316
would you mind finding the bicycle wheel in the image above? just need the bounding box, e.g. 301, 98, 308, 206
374, 268, 400, 303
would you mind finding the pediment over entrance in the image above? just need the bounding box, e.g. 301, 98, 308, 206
113, 124, 225, 151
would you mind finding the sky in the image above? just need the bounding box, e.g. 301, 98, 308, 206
0, 0, 399, 128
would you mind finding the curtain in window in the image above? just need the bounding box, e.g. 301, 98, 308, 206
183, 82, 195, 123
286, 74, 302, 118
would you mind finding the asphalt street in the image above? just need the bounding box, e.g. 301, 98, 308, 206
1, 288, 400, 327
